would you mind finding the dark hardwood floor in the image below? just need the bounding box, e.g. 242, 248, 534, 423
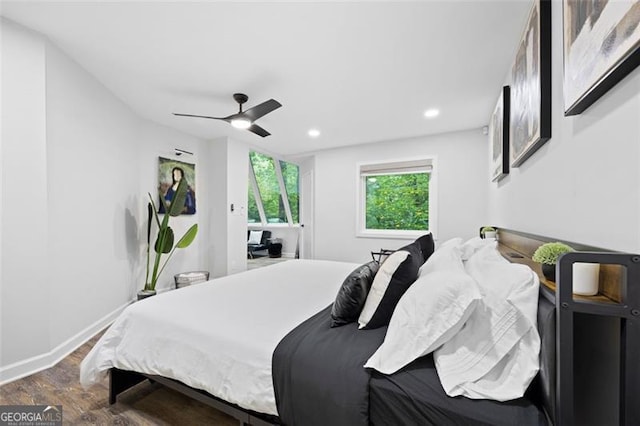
0, 333, 237, 425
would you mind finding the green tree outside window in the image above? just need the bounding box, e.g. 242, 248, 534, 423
247, 183, 261, 223
249, 151, 299, 225
365, 173, 429, 230
280, 160, 299, 223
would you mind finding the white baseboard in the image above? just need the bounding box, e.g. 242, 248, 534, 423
0, 299, 133, 385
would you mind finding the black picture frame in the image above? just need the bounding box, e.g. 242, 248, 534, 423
510, 0, 552, 168
563, 1, 640, 116
491, 86, 510, 182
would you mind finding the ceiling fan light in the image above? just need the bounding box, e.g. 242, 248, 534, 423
231, 117, 252, 129
424, 108, 440, 118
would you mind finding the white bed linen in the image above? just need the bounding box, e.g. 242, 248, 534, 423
434, 244, 540, 401
80, 259, 359, 415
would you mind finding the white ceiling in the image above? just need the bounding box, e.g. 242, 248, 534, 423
0, 0, 531, 157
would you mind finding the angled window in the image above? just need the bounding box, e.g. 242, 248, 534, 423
250, 151, 286, 223
279, 160, 299, 224
358, 159, 435, 238
248, 151, 299, 226
247, 182, 261, 223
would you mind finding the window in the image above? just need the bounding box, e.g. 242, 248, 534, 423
247, 182, 261, 223
358, 159, 435, 238
280, 160, 299, 223
248, 151, 300, 226
250, 151, 286, 223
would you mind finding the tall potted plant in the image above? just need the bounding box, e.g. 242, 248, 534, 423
139, 178, 198, 299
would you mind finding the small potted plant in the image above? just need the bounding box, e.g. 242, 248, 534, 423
532, 242, 574, 282
481, 226, 497, 240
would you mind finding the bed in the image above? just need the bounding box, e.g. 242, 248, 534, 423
80, 229, 639, 425
81, 259, 360, 419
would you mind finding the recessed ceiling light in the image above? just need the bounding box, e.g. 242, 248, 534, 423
424, 109, 440, 118
308, 128, 321, 138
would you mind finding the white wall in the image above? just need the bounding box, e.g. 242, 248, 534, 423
207, 138, 229, 278
0, 19, 211, 382
207, 137, 249, 278
45, 43, 139, 348
1, 19, 51, 368
313, 129, 488, 263
487, 0, 640, 253
227, 139, 250, 274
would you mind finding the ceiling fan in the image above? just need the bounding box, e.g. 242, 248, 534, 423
173, 93, 282, 138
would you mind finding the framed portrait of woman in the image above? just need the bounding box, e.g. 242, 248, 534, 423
158, 157, 196, 215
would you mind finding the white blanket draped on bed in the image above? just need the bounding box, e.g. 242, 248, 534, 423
434, 244, 540, 401
80, 259, 359, 416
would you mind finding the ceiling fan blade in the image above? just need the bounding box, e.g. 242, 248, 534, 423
173, 113, 226, 120
243, 99, 282, 121
248, 123, 271, 138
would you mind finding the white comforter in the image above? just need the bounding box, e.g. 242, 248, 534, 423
80, 259, 358, 415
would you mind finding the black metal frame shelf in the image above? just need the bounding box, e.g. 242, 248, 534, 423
556, 252, 640, 425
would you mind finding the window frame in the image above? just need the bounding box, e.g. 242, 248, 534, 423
248, 162, 266, 224
279, 159, 300, 224
356, 157, 437, 239
248, 150, 300, 227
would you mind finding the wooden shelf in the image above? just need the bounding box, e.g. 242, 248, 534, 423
493, 227, 640, 425
497, 241, 619, 305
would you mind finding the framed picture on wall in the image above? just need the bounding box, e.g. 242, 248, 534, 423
510, 0, 552, 168
158, 157, 196, 215
563, 1, 640, 116
490, 86, 510, 182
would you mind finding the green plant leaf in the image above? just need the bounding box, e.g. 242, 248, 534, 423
143, 177, 197, 292
148, 193, 162, 228
157, 190, 170, 216
155, 226, 174, 254
532, 242, 574, 265
176, 224, 198, 249
168, 178, 188, 217
146, 202, 153, 244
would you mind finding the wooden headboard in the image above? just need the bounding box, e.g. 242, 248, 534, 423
494, 228, 624, 304
490, 227, 639, 425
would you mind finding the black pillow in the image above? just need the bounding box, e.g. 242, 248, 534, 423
414, 233, 435, 264
398, 240, 425, 266
330, 261, 379, 327
395, 233, 434, 268
358, 250, 421, 330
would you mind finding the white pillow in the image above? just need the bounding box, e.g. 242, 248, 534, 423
439, 237, 463, 248
248, 230, 263, 244
434, 243, 540, 401
358, 250, 411, 329
364, 269, 481, 374
419, 237, 463, 276
460, 236, 496, 261
465, 244, 539, 320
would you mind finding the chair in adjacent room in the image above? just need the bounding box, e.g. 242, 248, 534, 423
247, 230, 272, 258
